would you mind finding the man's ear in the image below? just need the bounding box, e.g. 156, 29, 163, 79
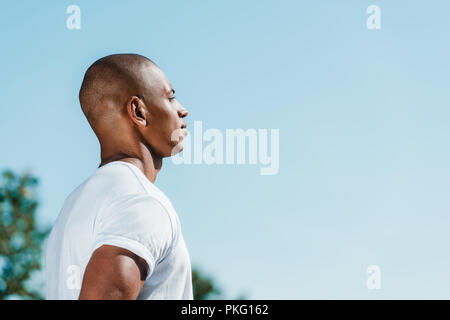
127, 96, 147, 126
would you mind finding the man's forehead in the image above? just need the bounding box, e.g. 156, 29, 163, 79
142, 64, 172, 93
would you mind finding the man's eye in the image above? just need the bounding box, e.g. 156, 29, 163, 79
169, 96, 176, 101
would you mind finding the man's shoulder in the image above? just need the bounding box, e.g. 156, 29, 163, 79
58, 162, 145, 217
96, 192, 176, 253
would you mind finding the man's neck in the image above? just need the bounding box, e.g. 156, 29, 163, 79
99, 146, 162, 183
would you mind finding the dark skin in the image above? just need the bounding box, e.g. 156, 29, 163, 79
78, 55, 188, 299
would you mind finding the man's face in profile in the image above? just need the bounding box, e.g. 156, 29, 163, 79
137, 64, 188, 158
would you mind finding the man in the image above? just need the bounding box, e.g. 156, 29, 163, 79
45, 53, 192, 300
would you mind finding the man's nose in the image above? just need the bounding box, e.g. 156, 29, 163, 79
178, 106, 188, 118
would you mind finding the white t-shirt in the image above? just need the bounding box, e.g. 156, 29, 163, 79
45, 161, 193, 300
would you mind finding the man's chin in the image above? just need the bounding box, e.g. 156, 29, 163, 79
168, 141, 184, 157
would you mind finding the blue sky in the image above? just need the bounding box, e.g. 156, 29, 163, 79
1, 0, 450, 299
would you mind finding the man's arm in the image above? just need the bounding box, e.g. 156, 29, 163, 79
79, 245, 148, 300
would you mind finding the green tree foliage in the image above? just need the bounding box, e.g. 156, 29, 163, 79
0, 170, 49, 299
192, 267, 221, 300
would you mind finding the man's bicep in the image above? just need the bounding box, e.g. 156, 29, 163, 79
79, 245, 148, 300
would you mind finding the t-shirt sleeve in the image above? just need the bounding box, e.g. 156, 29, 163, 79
92, 194, 174, 280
